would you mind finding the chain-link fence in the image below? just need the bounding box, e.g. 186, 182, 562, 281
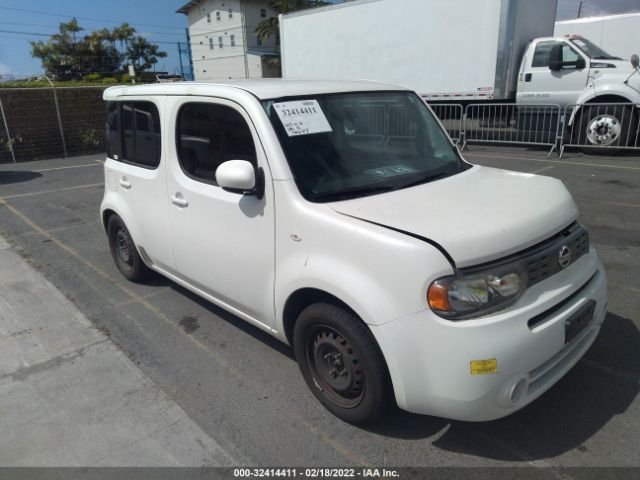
0, 86, 108, 163
3, 88, 640, 163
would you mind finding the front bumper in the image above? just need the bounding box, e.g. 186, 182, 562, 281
370, 248, 607, 421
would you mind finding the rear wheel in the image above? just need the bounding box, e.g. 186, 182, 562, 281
107, 214, 149, 282
293, 303, 392, 424
577, 104, 638, 155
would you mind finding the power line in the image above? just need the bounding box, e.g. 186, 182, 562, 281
0, 6, 186, 31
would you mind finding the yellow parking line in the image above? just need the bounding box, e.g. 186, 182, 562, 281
602, 201, 640, 209
531, 165, 555, 174
2, 183, 103, 200
0, 194, 371, 467
465, 152, 640, 171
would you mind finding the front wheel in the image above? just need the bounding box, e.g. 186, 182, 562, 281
293, 303, 393, 424
577, 104, 638, 155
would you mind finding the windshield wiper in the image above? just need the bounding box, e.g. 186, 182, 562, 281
312, 184, 397, 201
398, 169, 457, 189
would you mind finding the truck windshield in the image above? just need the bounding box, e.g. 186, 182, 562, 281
570, 37, 621, 60
262, 91, 468, 202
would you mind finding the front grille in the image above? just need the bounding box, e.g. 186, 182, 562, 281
525, 222, 589, 286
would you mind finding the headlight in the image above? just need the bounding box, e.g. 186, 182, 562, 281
428, 262, 528, 319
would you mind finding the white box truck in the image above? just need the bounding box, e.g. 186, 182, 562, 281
281, 0, 559, 102
555, 13, 640, 61
280, 0, 640, 149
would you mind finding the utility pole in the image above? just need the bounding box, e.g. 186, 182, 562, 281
577, 1, 583, 18
240, 0, 249, 78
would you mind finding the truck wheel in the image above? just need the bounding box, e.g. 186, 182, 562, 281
577, 104, 638, 155
107, 214, 150, 282
293, 303, 392, 424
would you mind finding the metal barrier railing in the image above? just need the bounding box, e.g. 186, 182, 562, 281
462, 103, 561, 156
560, 102, 640, 158
428, 104, 463, 145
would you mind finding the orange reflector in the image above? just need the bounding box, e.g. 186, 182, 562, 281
428, 283, 450, 311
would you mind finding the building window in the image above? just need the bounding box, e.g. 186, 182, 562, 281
256, 35, 262, 46
216, 11, 221, 21
176, 103, 257, 185
209, 38, 214, 50
219, 36, 223, 48
206, 13, 211, 23
260, 9, 266, 17
228, 9, 233, 19
230, 34, 235, 46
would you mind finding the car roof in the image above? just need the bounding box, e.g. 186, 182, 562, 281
103, 79, 409, 101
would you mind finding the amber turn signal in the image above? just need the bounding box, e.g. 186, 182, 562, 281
427, 282, 450, 312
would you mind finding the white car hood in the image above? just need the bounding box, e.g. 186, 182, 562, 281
327, 166, 578, 268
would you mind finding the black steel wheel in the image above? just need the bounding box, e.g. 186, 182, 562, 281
293, 303, 392, 424
107, 214, 150, 282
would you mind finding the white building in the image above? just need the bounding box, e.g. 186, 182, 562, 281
177, 0, 281, 80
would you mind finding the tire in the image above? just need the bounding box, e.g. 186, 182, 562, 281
107, 214, 150, 282
293, 303, 393, 424
577, 104, 638, 155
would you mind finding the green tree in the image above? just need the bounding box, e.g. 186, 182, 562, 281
30, 19, 166, 81
126, 36, 168, 72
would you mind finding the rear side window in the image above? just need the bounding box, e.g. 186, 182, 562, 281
176, 103, 257, 184
105, 100, 161, 168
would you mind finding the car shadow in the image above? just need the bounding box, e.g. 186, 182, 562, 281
168, 281, 295, 361
362, 312, 639, 460
0, 170, 42, 185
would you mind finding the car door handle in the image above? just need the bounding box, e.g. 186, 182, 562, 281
171, 194, 189, 208
525, 73, 532, 82
119, 178, 131, 189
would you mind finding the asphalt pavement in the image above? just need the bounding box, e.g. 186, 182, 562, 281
0, 146, 638, 471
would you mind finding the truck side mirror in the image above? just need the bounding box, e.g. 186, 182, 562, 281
632, 54, 639, 69
548, 44, 563, 71
576, 57, 586, 70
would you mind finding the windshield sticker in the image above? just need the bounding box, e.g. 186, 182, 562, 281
273, 100, 333, 137
365, 165, 419, 178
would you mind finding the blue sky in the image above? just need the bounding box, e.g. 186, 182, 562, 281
0, 0, 191, 78
1, 0, 640, 79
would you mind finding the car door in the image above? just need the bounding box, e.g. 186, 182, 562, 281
106, 98, 174, 271
518, 39, 590, 107
165, 96, 275, 328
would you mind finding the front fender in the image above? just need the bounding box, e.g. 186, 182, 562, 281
274, 225, 453, 331
569, 83, 640, 125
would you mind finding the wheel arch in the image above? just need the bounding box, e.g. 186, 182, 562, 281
102, 208, 117, 232
282, 288, 360, 348
569, 94, 638, 126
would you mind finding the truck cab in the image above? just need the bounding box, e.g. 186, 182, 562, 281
517, 35, 640, 107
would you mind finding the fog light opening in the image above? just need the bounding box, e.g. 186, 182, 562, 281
510, 378, 529, 405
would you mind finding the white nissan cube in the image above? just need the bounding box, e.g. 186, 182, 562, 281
101, 80, 607, 423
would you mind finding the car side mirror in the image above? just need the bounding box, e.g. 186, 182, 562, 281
216, 160, 264, 198
576, 57, 586, 69
631, 54, 639, 69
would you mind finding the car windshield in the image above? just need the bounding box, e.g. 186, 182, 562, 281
570, 36, 621, 60
262, 91, 468, 202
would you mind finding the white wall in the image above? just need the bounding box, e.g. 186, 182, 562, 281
186, 0, 279, 80
555, 13, 640, 61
